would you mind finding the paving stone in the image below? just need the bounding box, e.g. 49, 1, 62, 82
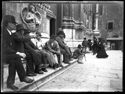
36, 51, 123, 92
98, 86, 117, 92
110, 79, 123, 91
2, 51, 123, 92
95, 72, 118, 79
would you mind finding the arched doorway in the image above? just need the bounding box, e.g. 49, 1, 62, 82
50, 18, 56, 36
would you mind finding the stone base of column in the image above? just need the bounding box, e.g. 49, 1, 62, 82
93, 29, 101, 38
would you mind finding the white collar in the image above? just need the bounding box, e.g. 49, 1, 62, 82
7, 29, 12, 35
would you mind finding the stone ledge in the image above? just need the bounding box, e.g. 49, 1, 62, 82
2, 59, 78, 92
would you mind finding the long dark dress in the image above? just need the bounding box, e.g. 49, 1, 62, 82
92, 40, 98, 55
96, 42, 108, 58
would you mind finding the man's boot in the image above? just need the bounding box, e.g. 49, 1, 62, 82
34, 65, 44, 74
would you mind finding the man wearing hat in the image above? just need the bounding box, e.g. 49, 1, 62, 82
1, 15, 34, 91
23, 28, 48, 75
15, 24, 46, 76
55, 29, 72, 64
44, 35, 64, 68
13, 24, 31, 53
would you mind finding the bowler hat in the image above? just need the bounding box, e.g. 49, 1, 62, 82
16, 24, 26, 31
57, 30, 66, 38
2, 15, 17, 27
24, 29, 30, 35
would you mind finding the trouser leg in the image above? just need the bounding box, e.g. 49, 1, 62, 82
7, 55, 26, 85
56, 54, 62, 65
25, 52, 35, 74
60, 48, 70, 63
63, 53, 70, 63
39, 50, 49, 68
15, 57, 26, 82
7, 62, 16, 86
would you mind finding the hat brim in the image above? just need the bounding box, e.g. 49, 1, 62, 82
17, 28, 27, 32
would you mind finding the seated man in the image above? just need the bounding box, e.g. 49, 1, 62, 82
1, 15, 34, 91
24, 30, 49, 75
55, 29, 72, 64
44, 35, 63, 68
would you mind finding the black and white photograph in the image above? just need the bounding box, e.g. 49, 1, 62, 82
1, 0, 123, 92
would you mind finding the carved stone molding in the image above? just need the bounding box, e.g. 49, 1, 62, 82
21, 4, 42, 32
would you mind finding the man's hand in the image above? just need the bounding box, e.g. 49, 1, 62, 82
16, 52, 26, 58
29, 33, 36, 38
21, 53, 26, 58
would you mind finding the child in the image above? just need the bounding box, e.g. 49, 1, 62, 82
73, 44, 85, 64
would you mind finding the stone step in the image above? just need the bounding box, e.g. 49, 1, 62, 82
2, 59, 78, 92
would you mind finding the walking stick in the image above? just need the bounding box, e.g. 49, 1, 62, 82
81, 47, 87, 61
83, 52, 86, 61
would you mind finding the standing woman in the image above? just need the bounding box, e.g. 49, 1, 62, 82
96, 38, 108, 58
92, 36, 98, 55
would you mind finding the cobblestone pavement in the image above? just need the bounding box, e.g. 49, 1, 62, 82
35, 50, 123, 92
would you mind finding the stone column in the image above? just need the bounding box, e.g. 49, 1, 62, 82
61, 4, 63, 26
95, 4, 99, 30
93, 3, 100, 37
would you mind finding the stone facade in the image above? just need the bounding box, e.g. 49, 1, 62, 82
2, 2, 57, 45
2, 1, 123, 49
98, 2, 123, 50
60, 3, 93, 47
2, 1, 93, 48
98, 2, 123, 39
